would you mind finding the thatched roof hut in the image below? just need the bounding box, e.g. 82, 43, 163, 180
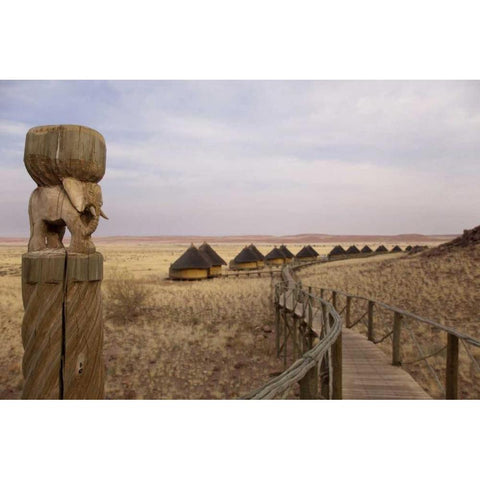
169, 244, 212, 280
231, 246, 259, 270
346, 245, 360, 254
328, 245, 346, 256
296, 245, 317, 261
307, 245, 319, 257
361, 245, 373, 253
248, 244, 265, 260
405, 245, 412, 252
279, 244, 294, 263
248, 244, 265, 268
265, 246, 286, 265
199, 242, 226, 277
376, 245, 388, 253
391, 245, 403, 253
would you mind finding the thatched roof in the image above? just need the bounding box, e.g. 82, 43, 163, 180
405, 245, 412, 251
307, 245, 319, 256
279, 244, 294, 259
233, 246, 259, 264
199, 242, 227, 266
346, 245, 360, 254
170, 245, 212, 271
361, 245, 373, 253
376, 245, 388, 252
296, 245, 316, 258
265, 247, 286, 260
329, 245, 346, 256
391, 245, 402, 252
248, 244, 265, 260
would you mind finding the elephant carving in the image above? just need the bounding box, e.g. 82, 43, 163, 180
24, 124, 108, 254
28, 177, 108, 254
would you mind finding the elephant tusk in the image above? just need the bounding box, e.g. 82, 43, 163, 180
89, 206, 96, 217
100, 208, 109, 220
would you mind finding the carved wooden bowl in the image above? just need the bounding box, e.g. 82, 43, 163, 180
24, 125, 106, 186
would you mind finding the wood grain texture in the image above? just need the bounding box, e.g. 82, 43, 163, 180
22, 251, 65, 399
21, 251, 104, 399
24, 124, 106, 187
342, 328, 430, 399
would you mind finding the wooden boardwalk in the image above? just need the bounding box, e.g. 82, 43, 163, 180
342, 328, 430, 399
248, 263, 479, 400
276, 289, 430, 399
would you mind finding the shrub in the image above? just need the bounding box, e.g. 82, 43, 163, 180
105, 270, 153, 324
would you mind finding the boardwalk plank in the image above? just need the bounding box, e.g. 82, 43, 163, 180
342, 328, 430, 399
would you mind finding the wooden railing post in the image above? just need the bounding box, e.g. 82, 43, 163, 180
331, 290, 337, 310
321, 302, 327, 326
292, 314, 299, 359
446, 333, 459, 399
320, 356, 330, 399
392, 312, 402, 366
367, 301, 374, 341
345, 296, 351, 328
283, 307, 288, 368
307, 287, 313, 348
331, 329, 343, 399
299, 365, 318, 399
275, 300, 280, 358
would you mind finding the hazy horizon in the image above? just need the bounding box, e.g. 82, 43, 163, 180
1, 80, 479, 237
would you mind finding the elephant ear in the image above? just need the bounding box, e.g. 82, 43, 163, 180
62, 177, 86, 213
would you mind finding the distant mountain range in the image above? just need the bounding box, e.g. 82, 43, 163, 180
0, 232, 457, 245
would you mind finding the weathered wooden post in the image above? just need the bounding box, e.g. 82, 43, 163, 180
392, 312, 402, 366
275, 285, 281, 357
345, 295, 351, 328
331, 330, 343, 400
367, 300, 375, 341
307, 286, 313, 334
299, 287, 318, 399
446, 333, 459, 399
21, 125, 107, 399
299, 366, 319, 399
283, 307, 288, 368
292, 313, 299, 358
331, 290, 337, 310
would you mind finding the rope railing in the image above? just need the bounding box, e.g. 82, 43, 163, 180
244, 258, 480, 400
305, 285, 480, 348
243, 264, 343, 399
297, 282, 480, 399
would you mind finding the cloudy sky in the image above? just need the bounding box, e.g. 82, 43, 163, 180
1, 80, 479, 237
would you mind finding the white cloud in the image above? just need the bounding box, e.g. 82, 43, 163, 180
1, 80, 479, 236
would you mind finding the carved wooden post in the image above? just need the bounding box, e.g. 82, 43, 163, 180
21, 125, 107, 399
446, 333, 459, 400
392, 312, 402, 366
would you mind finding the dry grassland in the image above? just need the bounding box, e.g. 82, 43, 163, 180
0, 242, 288, 399
299, 246, 480, 399
2, 239, 477, 399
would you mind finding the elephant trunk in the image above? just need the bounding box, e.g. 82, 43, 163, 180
84, 210, 100, 236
